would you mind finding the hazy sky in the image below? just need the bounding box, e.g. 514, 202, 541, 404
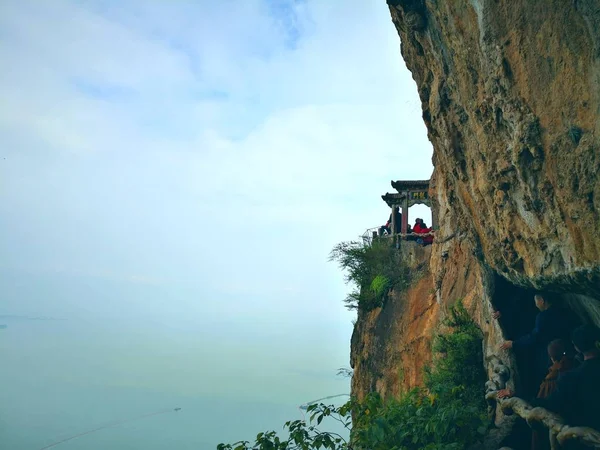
0, 0, 433, 405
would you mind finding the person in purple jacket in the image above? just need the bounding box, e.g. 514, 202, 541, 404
498, 294, 576, 396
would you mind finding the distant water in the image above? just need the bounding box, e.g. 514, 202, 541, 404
0, 317, 350, 450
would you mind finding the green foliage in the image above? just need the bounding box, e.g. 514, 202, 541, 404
217, 301, 489, 450
425, 300, 485, 406
350, 391, 469, 450
350, 301, 489, 449
329, 240, 409, 311
370, 275, 391, 301
217, 403, 351, 450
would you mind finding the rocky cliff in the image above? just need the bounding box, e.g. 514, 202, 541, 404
350, 244, 439, 399
351, 0, 600, 410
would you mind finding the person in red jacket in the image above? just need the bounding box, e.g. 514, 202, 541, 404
413, 218, 433, 245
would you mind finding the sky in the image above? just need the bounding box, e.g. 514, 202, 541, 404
0, 0, 433, 414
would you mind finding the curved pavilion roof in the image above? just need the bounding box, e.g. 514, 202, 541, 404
391, 179, 430, 193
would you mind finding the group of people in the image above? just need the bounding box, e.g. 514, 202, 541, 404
412, 218, 434, 245
494, 294, 600, 449
379, 212, 434, 246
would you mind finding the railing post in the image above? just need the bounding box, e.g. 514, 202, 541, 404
401, 197, 409, 235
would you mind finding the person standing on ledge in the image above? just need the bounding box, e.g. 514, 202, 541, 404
497, 294, 575, 396
379, 208, 402, 236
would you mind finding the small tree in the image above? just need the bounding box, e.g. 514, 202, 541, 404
217, 403, 351, 450
329, 240, 409, 311
218, 301, 489, 450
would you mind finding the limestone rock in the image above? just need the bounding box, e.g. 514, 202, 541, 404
390, 0, 600, 295
351, 0, 600, 406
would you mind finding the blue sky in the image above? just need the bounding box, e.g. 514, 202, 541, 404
0, 0, 433, 401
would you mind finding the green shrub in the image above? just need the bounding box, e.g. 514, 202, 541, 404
425, 301, 485, 406
370, 275, 391, 298
329, 240, 409, 311
350, 300, 488, 449
217, 301, 489, 450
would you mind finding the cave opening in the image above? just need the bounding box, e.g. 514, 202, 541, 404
492, 274, 600, 371
491, 275, 539, 347
491, 275, 541, 449
490, 274, 600, 449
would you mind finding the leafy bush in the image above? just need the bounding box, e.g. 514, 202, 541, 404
329, 240, 410, 311
350, 301, 489, 449
217, 301, 489, 450
370, 275, 391, 299
425, 301, 486, 406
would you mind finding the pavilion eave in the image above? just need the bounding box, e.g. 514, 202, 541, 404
391, 179, 430, 193
381, 192, 406, 207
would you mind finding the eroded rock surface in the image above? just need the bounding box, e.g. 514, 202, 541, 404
351, 0, 600, 404
350, 243, 438, 399
391, 0, 600, 295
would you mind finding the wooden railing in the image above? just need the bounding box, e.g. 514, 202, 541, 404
486, 391, 600, 449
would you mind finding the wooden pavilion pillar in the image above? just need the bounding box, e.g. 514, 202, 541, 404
401, 196, 409, 234
390, 205, 398, 235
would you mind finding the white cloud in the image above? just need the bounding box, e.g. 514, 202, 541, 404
0, 0, 433, 321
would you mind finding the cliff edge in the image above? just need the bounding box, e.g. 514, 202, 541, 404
351, 0, 600, 411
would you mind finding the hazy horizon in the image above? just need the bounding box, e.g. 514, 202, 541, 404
0, 0, 433, 448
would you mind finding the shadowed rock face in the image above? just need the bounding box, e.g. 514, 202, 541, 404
390, 0, 600, 295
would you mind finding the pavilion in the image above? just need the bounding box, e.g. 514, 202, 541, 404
381, 179, 437, 235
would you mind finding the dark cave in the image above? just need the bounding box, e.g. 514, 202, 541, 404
490, 274, 600, 450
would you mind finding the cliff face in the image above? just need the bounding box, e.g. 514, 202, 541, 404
351, 0, 600, 401
393, 0, 600, 294
350, 244, 439, 400
395, 0, 600, 363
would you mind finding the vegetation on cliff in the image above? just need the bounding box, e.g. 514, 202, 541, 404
217, 302, 488, 450
329, 239, 410, 311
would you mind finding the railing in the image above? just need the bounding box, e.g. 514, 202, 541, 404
486, 391, 600, 449
361, 227, 383, 245
361, 226, 435, 246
